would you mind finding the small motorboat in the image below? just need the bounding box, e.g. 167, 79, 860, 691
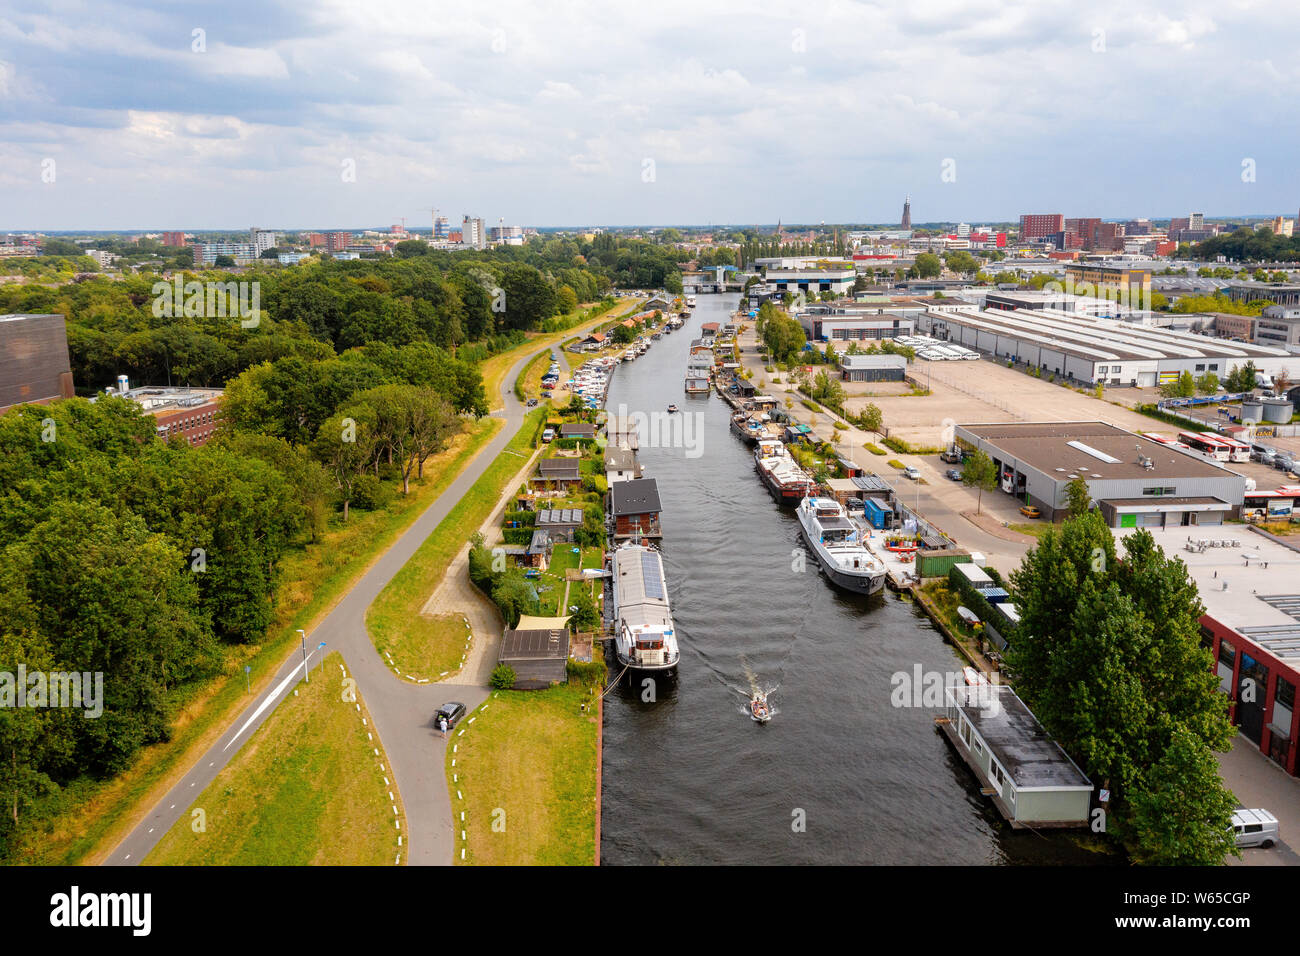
667, 404, 680, 413
750, 693, 772, 723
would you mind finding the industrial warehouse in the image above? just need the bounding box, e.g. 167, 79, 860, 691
917, 307, 1294, 387
954, 421, 1249, 526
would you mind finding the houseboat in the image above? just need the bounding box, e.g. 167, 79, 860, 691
795, 496, 887, 595
754, 437, 815, 503
685, 360, 712, 393
610, 542, 680, 673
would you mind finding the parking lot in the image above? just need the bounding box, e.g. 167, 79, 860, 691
834, 357, 1296, 492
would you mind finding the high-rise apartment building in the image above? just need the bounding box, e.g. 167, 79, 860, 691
1019, 213, 1065, 239
433, 216, 450, 239
250, 227, 279, 254
162, 231, 186, 247
461, 216, 485, 249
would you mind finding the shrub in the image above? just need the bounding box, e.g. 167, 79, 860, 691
566, 659, 607, 687
886, 459, 905, 469
490, 664, 517, 690
863, 442, 887, 455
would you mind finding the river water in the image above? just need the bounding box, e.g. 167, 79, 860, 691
599, 293, 1104, 865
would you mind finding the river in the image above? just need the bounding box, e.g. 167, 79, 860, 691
598, 293, 1106, 865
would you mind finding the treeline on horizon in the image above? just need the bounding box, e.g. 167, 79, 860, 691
0, 235, 678, 862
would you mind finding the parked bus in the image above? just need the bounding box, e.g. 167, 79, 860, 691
1216, 435, 1253, 463
1142, 432, 1192, 452
1177, 431, 1233, 462
1242, 486, 1300, 521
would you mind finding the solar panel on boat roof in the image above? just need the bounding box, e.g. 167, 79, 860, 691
640, 550, 665, 599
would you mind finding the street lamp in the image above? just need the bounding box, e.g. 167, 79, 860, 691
298, 628, 309, 684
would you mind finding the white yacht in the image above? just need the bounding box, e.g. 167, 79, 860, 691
795, 496, 887, 595
611, 542, 680, 672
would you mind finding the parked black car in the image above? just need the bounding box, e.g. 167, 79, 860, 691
945, 468, 963, 481
435, 701, 467, 730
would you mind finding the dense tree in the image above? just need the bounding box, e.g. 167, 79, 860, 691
1007, 514, 1234, 862
761, 313, 806, 364
913, 253, 943, 279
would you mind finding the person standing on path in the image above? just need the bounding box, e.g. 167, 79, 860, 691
438, 715, 448, 738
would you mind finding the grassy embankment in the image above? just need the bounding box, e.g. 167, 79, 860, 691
367, 408, 549, 680
38, 416, 501, 866
448, 682, 599, 865
145, 653, 401, 865
515, 349, 551, 403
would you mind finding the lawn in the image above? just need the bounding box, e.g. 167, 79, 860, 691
1006, 522, 1050, 538
146, 654, 401, 866
32, 416, 501, 866
448, 681, 599, 866
379, 613, 473, 682
532, 544, 602, 616
367, 408, 548, 677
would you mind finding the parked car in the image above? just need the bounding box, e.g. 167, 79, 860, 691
1231, 809, 1279, 848
435, 701, 467, 730
945, 469, 963, 481
1275, 455, 1295, 471
525, 398, 538, 407
1019, 505, 1041, 519
903, 466, 921, 480
940, 448, 962, 464
541, 428, 555, 443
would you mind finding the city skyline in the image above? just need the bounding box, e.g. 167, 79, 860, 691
3, 0, 1299, 229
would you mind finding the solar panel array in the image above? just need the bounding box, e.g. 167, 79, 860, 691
641, 550, 665, 600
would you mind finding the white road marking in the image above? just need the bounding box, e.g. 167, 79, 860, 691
223, 656, 315, 752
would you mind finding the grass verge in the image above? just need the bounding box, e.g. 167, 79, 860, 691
37, 417, 500, 866
448, 681, 598, 865
367, 408, 548, 677
1006, 522, 1049, 538
146, 653, 401, 865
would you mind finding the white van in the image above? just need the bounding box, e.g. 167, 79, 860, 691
1231, 809, 1279, 848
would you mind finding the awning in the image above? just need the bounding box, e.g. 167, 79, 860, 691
516, 614, 572, 630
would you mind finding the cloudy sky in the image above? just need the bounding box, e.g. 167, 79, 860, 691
2, 0, 1298, 230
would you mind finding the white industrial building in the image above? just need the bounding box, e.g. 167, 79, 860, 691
954, 421, 1248, 526
918, 307, 1294, 387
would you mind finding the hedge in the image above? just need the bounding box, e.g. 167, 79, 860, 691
947, 565, 1019, 646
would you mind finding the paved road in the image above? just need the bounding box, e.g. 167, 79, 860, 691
107, 348, 538, 866
1219, 734, 1300, 866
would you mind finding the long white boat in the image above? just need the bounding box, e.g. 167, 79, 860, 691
610, 542, 680, 672
795, 496, 887, 595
